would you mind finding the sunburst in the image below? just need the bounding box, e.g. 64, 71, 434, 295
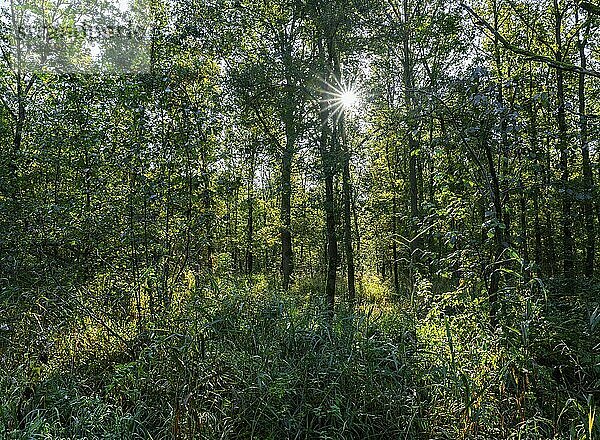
319, 77, 361, 122
340, 89, 358, 110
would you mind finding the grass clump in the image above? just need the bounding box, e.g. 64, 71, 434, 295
1, 275, 598, 439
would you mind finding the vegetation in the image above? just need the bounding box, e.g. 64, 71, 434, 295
1, 0, 599, 438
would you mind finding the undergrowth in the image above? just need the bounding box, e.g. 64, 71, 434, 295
0, 274, 598, 439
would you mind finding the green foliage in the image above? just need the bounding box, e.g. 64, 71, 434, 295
2, 0, 600, 438
2, 277, 598, 439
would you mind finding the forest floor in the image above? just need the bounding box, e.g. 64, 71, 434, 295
1, 274, 599, 439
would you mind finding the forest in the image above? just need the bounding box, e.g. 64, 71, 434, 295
1, 0, 599, 438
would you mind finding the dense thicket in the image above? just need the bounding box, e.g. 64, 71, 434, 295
1, 0, 599, 438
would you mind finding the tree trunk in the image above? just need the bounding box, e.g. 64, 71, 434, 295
317, 58, 338, 318
493, 0, 511, 247
483, 135, 503, 329
578, 16, 594, 277
281, 145, 294, 289
323, 145, 337, 318
341, 116, 356, 304
246, 155, 255, 275
280, 76, 296, 289
392, 195, 400, 295
555, 0, 574, 278
401, 0, 419, 249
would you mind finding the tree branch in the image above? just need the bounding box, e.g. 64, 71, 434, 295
460, 2, 600, 79
580, 1, 600, 16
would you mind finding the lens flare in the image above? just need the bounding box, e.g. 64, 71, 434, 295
318, 79, 361, 122
340, 89, 358, 109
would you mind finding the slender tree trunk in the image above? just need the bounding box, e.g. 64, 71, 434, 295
13, 95, 24, 167
483, 134, 503, 328
9, 47, 28, 200
428, 117, 435, 205
578, 16, 594, 277
385, 137, 400, 295
128, 168, 142, 322
281, 146, 293, 289
316, 42, 338, 317
392, 195, 400, 295
322, 142, 337, 317
352, 182, 361, 275
340, 116, 356, 303
8, 83, 28, 202
493, 0, 511, 245
554, 0, 574, 278
519, 180, 529, 275
542, 136, 555, 275
246, 154, 255, 275
401, 0, 419, 244
281, 89, 295, 289
533, 188, 542, 271
163, 158, 172, 310
528, 89, 542, 272
317, 24, 342, 319
232, 185, 239, 272
202, 166, 214, 272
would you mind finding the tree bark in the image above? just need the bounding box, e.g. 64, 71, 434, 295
528, 83, 542, 272
281, 144, 294, 289
578, 15, 594, 277
321, 125, 337, 318
246, 153, 255, 275
401, 0, 419, 248
340, 115, 356, 303
280, 84, 295, 289
554, 0, 574, 278
317, 33, 338, 318
483, 134, 503, 329
493, 0, 511, 246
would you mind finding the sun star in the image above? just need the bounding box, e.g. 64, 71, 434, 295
339, 89, 358, 110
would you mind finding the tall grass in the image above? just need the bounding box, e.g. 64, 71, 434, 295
1, 274, 597, 439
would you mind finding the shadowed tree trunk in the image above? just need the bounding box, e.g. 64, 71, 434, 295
281, 142, 294, 289
483, 132, 504, 329
246, 149, 256, 275
320, 110, 338, 318
578, 13, 594, 278
340, 115, 356, 303
554, 0, 574, 278
317, 30, 339, 317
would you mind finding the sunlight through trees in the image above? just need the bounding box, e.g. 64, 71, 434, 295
1, 0, 599, 438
